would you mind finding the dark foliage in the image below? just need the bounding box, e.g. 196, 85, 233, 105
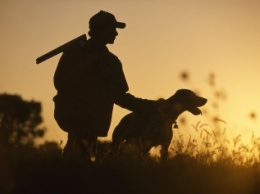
0, 94, 45, 147
1, 141, 260, 194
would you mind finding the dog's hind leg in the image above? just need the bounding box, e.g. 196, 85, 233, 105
109, 138, 126, 159
140, 139, 154, 156
109, 125, 127, 159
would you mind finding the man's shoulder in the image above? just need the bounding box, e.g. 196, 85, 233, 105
103, 48, 120, 63
107, 50, 118, 59
62, 42, 85, 58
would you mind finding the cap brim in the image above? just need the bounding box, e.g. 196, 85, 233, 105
116, 22, 126, 29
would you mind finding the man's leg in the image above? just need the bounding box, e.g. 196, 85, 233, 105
63, 132, 97, 162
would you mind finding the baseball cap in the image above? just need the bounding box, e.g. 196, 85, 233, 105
89, 11, 126, 30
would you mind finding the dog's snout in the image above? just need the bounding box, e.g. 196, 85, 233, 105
197, 97, 207, 107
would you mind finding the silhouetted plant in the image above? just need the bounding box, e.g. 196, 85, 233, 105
38, 141, 62, 158
0, 93, 45, 148
166, 71, 260, 168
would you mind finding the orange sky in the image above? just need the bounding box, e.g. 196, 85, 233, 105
1, 0, 260, 145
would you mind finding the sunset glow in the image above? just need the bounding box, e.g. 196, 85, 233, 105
1, 0, 260, 147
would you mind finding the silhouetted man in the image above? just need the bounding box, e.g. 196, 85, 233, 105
53, 11, 158, 162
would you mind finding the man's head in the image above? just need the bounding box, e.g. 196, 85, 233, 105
88, 11, 126, 44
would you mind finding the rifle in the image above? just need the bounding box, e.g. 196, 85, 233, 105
36, 34, 87, 64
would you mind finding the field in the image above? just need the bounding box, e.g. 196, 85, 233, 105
1, 136, 260, 194
1, 73, 260, 194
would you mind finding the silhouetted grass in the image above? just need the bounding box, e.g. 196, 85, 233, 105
1, 139, 260, 194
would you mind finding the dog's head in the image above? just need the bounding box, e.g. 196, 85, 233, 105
167, 89, 207, 115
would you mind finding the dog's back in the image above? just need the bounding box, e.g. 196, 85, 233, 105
112, 113, 151, 148
112, 112, 172, 156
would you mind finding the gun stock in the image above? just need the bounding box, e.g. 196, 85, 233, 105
36, 34, 87, 64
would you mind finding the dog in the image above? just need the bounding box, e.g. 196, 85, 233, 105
111, 89, 207, 162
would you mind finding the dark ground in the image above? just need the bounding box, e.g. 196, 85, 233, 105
1, 145, 260, 194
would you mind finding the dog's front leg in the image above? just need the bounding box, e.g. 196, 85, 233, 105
160, 146, 168, 162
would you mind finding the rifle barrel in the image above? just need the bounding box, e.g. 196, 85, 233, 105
36, 34, 87, 64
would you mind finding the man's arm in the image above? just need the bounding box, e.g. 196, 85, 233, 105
114, 92, 158, 114
100, 51, 159, 113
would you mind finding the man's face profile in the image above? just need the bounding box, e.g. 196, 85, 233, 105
102, 26, 118, 44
